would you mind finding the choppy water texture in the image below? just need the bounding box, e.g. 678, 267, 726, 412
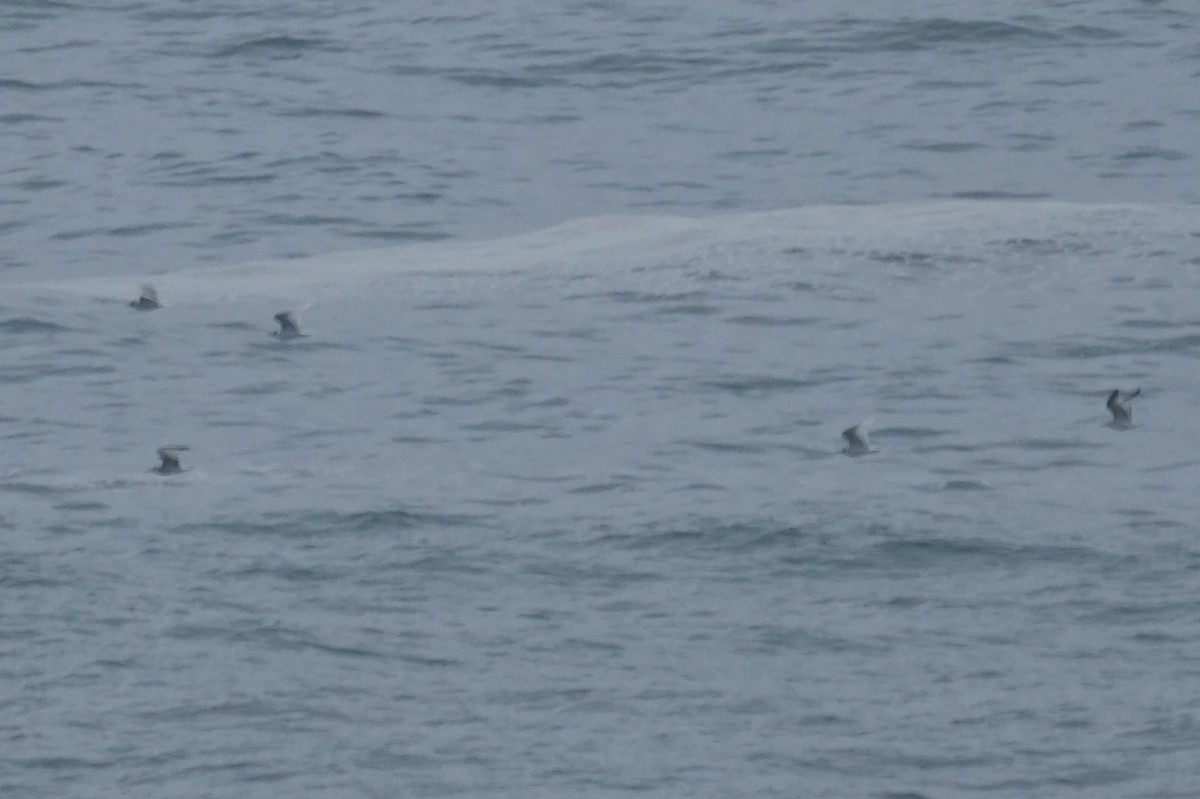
3, 3, 1200, 799
2, 0, 1198, 277
6, 204, 1200, 798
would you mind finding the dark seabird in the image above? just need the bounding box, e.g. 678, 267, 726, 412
1106, 387, 1139, 428
150, 445, 189, 475
842, 422, 875, 457
130, 285, 162, 310
272, 310, 304, 339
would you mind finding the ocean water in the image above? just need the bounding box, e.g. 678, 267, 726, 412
4, 0, 1199, 277
3, 3, 1200, 799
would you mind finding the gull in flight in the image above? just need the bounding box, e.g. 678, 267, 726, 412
272, 310, 304, 339
842, 421, 876, 457
130, 285, 163, 310
151, 445, 189, 475
1106, 387, 1140, 429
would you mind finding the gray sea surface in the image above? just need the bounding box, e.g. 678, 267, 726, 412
3, 0, 1198, 277
3, 3, 1200, 799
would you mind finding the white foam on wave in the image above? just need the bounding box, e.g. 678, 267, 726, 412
12, 201, 1198, 303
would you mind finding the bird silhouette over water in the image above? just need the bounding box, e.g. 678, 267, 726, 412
272, 310, 304, 338
1106, 387, 1139, 429
130, 285, 162, 310
842, 422, 876, 456
150, 445, 188, 475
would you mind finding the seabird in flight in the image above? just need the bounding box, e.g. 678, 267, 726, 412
151, 445, 189, 475
842, 422, 875, 457
1106, 387, 1139, 429
130, 285, 162, 310
272, 310, 304, 339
